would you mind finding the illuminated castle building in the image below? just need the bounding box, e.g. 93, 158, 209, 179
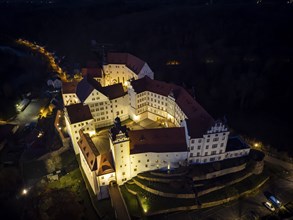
62, 52, 250, 199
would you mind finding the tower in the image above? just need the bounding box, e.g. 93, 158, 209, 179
109, 117, 131, 185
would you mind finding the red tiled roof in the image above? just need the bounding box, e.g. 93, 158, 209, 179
81, 67, 102, 78
78, 131, 99, 171
131, 76, 215, 138
97, 152, 115, 175
66, 103, 93, 124
107, 52, 145, 74
128, 127, 187, 154
78, 131, 115, 174
62, 81, 78, 94
86, 60, 99, 68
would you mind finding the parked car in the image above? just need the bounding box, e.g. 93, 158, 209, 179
264, 201, 276, 212
264, 191, 282, 208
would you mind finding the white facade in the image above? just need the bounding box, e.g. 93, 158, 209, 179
62, 52, 251, 198
62, 93, 79, 106
103, 62, 154, 86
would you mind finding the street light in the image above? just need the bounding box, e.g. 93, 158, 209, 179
22, 188, 28, 195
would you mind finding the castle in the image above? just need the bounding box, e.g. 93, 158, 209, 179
62, 52, 250, 199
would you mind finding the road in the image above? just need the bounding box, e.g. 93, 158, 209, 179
12, 99, 48, 126
108, 183, 131, 220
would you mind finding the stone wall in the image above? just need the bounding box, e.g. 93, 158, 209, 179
133, 178, 196, 199
192, 163, 246, 181
136, 176, 270, 216
197, 172, 252, 196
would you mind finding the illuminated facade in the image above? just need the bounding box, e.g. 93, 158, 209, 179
62, 52, 250, 198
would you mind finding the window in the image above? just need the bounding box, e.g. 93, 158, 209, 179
198, 146, 201, 149
206, 139, 210, 143
222, 136, 225, 140
198, 139, 202, 143
211, 151, 216, 155
221, 143, 224, 147
190, 153, 193, 157
212, 144, 217, 148
147, 159, 149, 162
197, 152, 200, 156
220, 150, 223, 154
101, 176, 104, 179
213, 137, 219, 142
191, 146, 194, 150
206, 145, 209, 149
205, 152, 208, 156
138, 160, 141, 163
191, 140, 195, 144
134, 168, 137, 172
122, 172, 125, 175
145, 164, 148, 168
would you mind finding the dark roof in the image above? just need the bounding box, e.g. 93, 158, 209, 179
78, 131, 99, 171
107, 52, 145, 74
131, 76, 214, 137
186, 117, 215, 138
62, 81, 78, 94
128, 127, 187, 154
226, 136, 250, 152
81, 67, 102, 78
66, 103, 93, 124
76, 76, 125, 102
102, 83, 125, 99
76, 77, 97, 102
131, 75, 173, 95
